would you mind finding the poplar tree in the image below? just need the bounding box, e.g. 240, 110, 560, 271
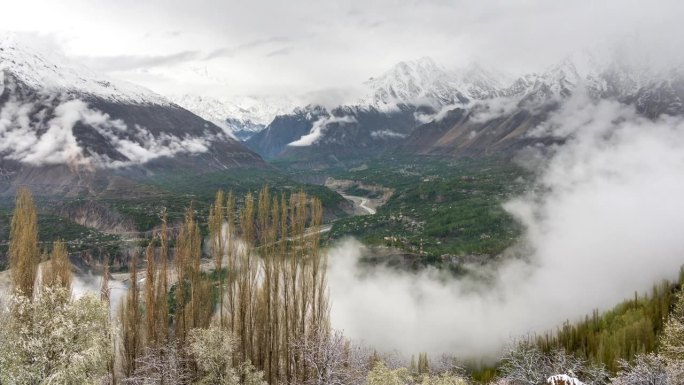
145, 240, 157, 346
236, 188, 328, 383
121, 252, 141, 376
210, 190, 226, 327
9, 187, 39, 298
174, 204, 212, 347
155, 210, 170, 345
43, 239, 72, 292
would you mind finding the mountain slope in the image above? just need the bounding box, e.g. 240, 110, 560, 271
362, 57, 469, 109
398, 56, 684, 159
0, 34, 266, 197
245, 105, 328, 160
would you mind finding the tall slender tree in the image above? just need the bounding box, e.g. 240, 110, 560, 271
9, 187, 39, 298
121, 251, 141, 376
210, 190, 226, 328
145, 240, 157, 346
155, 210, 170, 345
43, 239, 72, 293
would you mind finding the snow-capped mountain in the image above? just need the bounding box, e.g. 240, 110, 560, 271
251, 53, 684, 165
361, 57, 511, 110
399, 55, 684, 159
247, 58, 514, 162
171, 94, 298, 140
0, 33, 264, 197
501, 57, 607, 105
454, 63, 512, 100
0, 33, 169, 105
362, 57, 468, 109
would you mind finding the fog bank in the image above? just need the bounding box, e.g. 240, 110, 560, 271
328, 96, 684, 358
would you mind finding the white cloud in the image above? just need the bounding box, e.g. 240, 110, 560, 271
414, 102, 468, 124
469, 97, 520, 123
328, 95, 684, 358
0, 100, 88, 166
288, 115, 356, 147
3, 1, 683, 97
0, 97, 213, 168
370, 129, 405, 139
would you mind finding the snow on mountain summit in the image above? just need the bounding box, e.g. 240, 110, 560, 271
0, 32, 169, 105
362, 57, 468, 109
171, 94, 298, 140
0, 32, 265, 180
361, 57, 514, 110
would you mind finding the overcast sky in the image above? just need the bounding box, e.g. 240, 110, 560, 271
3, 0, 683, 99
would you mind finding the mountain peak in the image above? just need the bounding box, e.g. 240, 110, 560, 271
0, 32, 168, 105
363, 57, 466, 109
171, 94, 299, 140
388, 57, 444, 80
454, 62, 513, 99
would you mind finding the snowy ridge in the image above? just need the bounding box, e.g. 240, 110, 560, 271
0, 32, 170, 105
176, 54, 679, 147
171, 94, 298, 138
172, 94, 298, 126
360, 57, 513, 110
0, 33, 259, 171
362, 57, 468, 109
455, 63, 512, 99
359, 52, 682, 112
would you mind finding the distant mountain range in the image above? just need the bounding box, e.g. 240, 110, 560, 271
3, 31, 684, 185
245, 55, 684, 165
170, 94, 298, 140
0, 33, 265, 197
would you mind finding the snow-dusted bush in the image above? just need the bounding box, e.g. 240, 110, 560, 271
612, 353, 670, 385
292, 328, 372, 385
122, 344, 192, 385
498, 340, 608, 385
366, 361, 411, 385
0, 286, 112, 384
187, 324, 267, 385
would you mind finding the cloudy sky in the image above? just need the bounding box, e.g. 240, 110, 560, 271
4, 0, 683, 98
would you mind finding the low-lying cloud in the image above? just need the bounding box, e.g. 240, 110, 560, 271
0, 97, 214, 168
327, 94, 684, 358
469, 97, 520, 123
288, 115, 357, 147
